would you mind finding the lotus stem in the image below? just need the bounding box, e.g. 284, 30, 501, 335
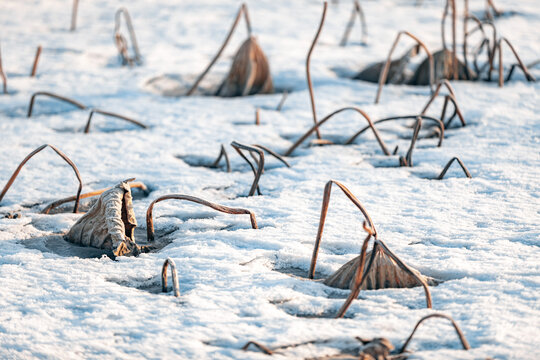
0, 44, 7, 94
186, 3, 251, 96
375, 31, 434, 104
506, 59, 540, 81
146, 194, 258, 241
162, 258, 180, 297
496, 37, 536, 87
0, 144, 83, 213
84, 109, 147, 133
30, 46, 42, 77
230, 141, 265, 196
345, 115, 444, 147
114, 7, 142, 65
255, 108, 260, 125
242, 341, 274, 355
340, 0, 367, 46
306, 1, 328, 139
211, 144, 231, 172
399, 313, 470, 353
309, 180, 377, 279
41, 181, 147, 214
27, 91, 86, 117
437, 157, 471, 179
71, 0, 79, 31
276, 90, 288, 111
399, 117, 422, 167
420, 79, 465, 127
284, 107, 391, 156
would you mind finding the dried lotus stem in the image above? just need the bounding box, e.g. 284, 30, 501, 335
375, 31, 434, 104
211, 144, 231, 172
345, 115, 444, 147
255, 108, 260, 125
70, 0, 79, 31
146, 194, 258, 241
27, 91, 87, 117
0, 144, 83, 213
399, 117, 422, 167
506, 59, 540, 81
30, 45, 42, 77
276, 90, 288, 111
41, 181, 147, 214
437, 157, 471, 179
340, 0, 367, 46
162, 258, 180, 297
420, 79, 465, 127
114, 7, 142, 65
399, 313, 470, 353
242, 341, 274, 355
186, 3, 252, 95
252, 144, 291, 168
309, 180, 377, 279
284, 107, 391, 156
231, 141, 264, 196
485, 0, 503, 20
306, 1, 328, 139
440, 1, 458, 78
0, 44, 7, 94
84, 109, 147, 133
496, 37, 536, 87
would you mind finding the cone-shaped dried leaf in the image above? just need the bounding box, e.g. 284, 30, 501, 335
409, 49, 476, 85
355, 46, 419, 83
324, 246, 437, 290
216, 36, 273, 97
65, 180, 140, 257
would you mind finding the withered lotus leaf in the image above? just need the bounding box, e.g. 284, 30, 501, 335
65, 181, 140, 257
355, 46, 419, 84
410, 49, 476, 85
216, 36, 273, 97
324, 246, 437, 290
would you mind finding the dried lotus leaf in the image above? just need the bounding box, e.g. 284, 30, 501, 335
324, 246, 437, 290
216, 36, 273, 97
355, 46, 419, 84
409, 49, 475, 85
65, 181, 140, 257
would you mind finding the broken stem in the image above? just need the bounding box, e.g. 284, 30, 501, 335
211, 144, 231, 172
30, 46, 42, 77
114, 7, 142, 65
437, 157, 471, 179
162, 258, 180, 297
27, 91, 86, 117
84, 109, 147, 133
231, 141, 264, 196
339, 0, 367, 46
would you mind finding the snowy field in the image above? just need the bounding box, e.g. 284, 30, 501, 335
0, 0, 539, 358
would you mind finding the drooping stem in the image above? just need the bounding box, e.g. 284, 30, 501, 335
0, 144, 83, 213
27, 91, 87, 117
146, 194, 258, 241
84, 109, 147, 133
186, 3, 251, 95
162, 258, 180, 297
437, 157, 471, 179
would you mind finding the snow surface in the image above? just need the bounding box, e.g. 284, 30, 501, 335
0, 0, 539, 359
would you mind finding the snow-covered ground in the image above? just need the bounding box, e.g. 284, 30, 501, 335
0, 0, 539, 358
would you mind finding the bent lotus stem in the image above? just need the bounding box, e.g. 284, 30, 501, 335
114, 7, 142, 65
276, 90, 288, 111
162, 258, 180, 297
30, 46, 42, 77
420, 79, 465, 128
399, 313, 470, 353
242, 341, 274, 355
309, 180, 377, 280
84, 109, 147, 133
252, 144, 291, 168
0, 144, 83, 213
211, 144, 231, 172
399, 117, 422, 167
306, 1, 328, 139
485, 0, 503, 20
27, 91, 87, 117
284, 107, 391, 156
345, 115, 445, 147
186, 3, 252, 96
146, 194, 258, 241
230, 141, 265, 196
375, 31, 434, 104
506, 59, 540, 81
340, 0, 367, 46
71, 0, 79, 31
41, 181, 147, 214
0, 44, 7, 94
437, 157, 471, 179
496, 37, 536, 87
